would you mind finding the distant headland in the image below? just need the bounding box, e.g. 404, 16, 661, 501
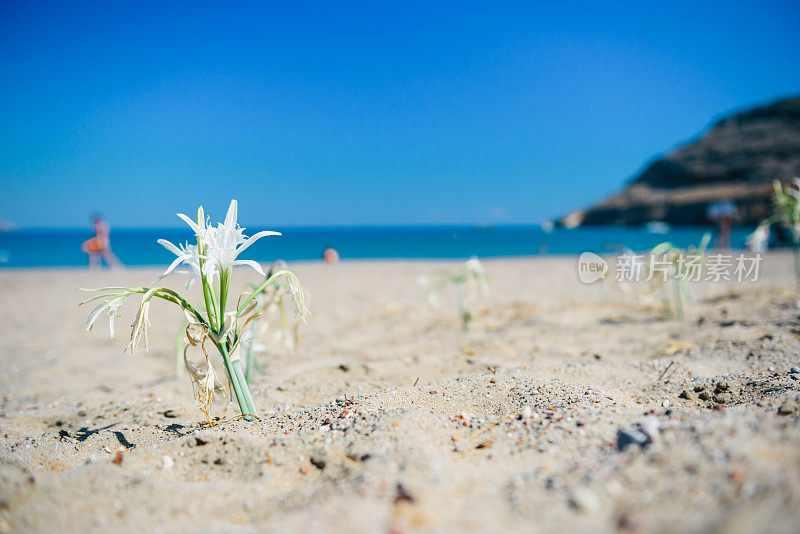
562, 95, 800, 227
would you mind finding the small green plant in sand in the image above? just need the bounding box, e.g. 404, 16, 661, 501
82, 200, 308, 422
172, 260, 302, 383
420, 257, 490, 330
752, 178, 800, 284
647, 233, 711, 319
241, 260, 304, 384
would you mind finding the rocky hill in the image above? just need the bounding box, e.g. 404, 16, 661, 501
567, 95, 800, 227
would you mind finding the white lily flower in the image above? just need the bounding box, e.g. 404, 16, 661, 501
86, 295, 128, 338
194, 200, 281, 277
81, 199, 308, 423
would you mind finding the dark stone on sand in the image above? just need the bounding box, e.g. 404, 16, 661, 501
777, 398, 799, 416
616, 428, 650, 451
310, 453, 327, 470
713, 393, 732, 404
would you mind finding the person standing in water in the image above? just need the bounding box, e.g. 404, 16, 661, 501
81, 213, 122, 269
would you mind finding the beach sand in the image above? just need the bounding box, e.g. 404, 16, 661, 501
1, 255, 800, 533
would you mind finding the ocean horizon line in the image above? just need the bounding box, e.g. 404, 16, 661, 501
0, 222, 751, 233
0, 224, 754, 269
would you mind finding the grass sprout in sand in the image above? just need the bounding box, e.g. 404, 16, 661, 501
647, 233, 710, 319
81, 200, 308, 422
241, 260, 305, 384
420, 257, 489, 330
752, 178, 800, 284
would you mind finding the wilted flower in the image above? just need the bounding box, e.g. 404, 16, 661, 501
86, 295, 128, 338
126, 288, 158, 353
183, 340, 222, 423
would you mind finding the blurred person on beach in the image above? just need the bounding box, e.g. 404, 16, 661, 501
707, 201, 736, 249
323, 247, 339, 264
81, 213, 122, 269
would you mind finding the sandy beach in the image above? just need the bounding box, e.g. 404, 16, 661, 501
1, 254, 800, 533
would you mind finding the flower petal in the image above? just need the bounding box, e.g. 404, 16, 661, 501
86, 299, 111, 331
236, 230, 281, 256
157, 239, 184, 257
234, 259, 266, 276
224, 200, 238, 229
152, 254, 190, 284
177, 213, 204, 236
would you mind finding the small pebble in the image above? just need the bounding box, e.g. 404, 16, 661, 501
161, 455, 174, 470
790, 367, 800, 374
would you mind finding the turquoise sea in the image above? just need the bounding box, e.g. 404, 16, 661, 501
0, 225, 753, 268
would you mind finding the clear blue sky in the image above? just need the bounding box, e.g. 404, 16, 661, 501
1, 1, 798, 228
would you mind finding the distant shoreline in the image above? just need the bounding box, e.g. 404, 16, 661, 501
0, 225, 756, 269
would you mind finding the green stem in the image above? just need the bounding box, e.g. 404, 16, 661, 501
793, 244, 800, 286
236, 270, 292, 318
278, 295, 288, 332
196, 208, 217, 331
218, 343, 257, 421
455, 284, 468, 330
232, 356, 256, 416
219, 269, 230, 326
244, 319, 260, 384
673, 279, 684, 319
199, 274, 217, 333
